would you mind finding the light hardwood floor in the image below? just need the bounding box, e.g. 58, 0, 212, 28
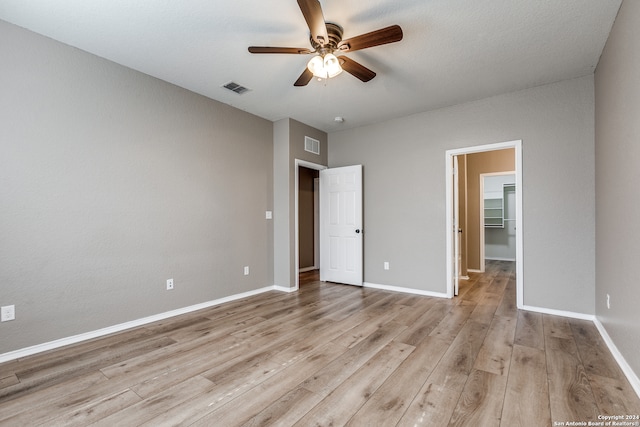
1, 261, 639, 426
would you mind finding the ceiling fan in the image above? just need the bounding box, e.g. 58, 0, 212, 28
248, 0, 403, 86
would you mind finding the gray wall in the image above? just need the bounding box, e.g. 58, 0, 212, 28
0, 21, 273, 354
595, 0, 640, 375
329, 75, 596, 314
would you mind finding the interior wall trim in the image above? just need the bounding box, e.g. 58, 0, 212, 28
363, 282, 448, 299
520, 304, 594, 321
273, 285, 298, 293
0, 285, 279, 364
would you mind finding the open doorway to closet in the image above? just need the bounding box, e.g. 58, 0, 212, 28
298, 165, 320, 286
481, 172, 516, 266
295, 160, 325, 288
446, 140, 523, 308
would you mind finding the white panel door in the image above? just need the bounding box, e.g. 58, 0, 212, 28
320, 165, 363, 286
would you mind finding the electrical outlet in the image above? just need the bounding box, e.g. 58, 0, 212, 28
607, 294, 610, 309
1, 305, 15, 322
166, 279, 174, 290
384, 262, 390, 270
244, 266, 250, 276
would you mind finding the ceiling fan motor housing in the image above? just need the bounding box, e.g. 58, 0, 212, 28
311, 22, 344, 54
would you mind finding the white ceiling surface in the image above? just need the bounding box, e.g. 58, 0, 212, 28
0, 0, 622, 132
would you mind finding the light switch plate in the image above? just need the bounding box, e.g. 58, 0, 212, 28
1, 305, 15, 322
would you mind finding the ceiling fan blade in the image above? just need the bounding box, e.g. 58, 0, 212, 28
248, 47, 312, 54
339, 56, 376, 82
337, 25, 403, 53
294, 68, 314, 86
297, 0, 329, 47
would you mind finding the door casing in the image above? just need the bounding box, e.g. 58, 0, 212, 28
295, 159, 327, 290
445, 140, 523, 308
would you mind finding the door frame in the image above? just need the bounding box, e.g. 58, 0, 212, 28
453, 155, 460, 296
295, 159, 327, 290
445, 140, 524, 308
314, 177, 320, 269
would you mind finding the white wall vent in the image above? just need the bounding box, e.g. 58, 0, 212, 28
304, 136, 320, 155
222, 81, 251, 95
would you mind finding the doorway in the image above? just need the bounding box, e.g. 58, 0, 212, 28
298, 166, 319, 275
295, 160, 326, 289
481, 173, 516, 266
445, 140, 523, 308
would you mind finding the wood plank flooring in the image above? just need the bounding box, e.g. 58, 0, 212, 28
1, 261, 639, 426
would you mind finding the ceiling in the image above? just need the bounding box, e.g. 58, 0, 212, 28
0, 0, 622, 132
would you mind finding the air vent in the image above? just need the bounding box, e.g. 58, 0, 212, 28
304, 136, 320, 155
222, 81, 251, 95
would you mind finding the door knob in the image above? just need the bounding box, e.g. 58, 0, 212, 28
355, 229, 361, 234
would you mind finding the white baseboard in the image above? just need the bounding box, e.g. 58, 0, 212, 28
298, 266, 318, 273
485, 257, 516, 262
519, 304, 595, 321
0, 285, 280, 364
593, 318, 640, 399
467, 269, 482, 273
363, 282, 449, 299
274, 285, 297, 293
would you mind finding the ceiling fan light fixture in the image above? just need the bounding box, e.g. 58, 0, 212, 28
324, 53, 342, 78
307, 55, 324, 77
307, 53, 342, 79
